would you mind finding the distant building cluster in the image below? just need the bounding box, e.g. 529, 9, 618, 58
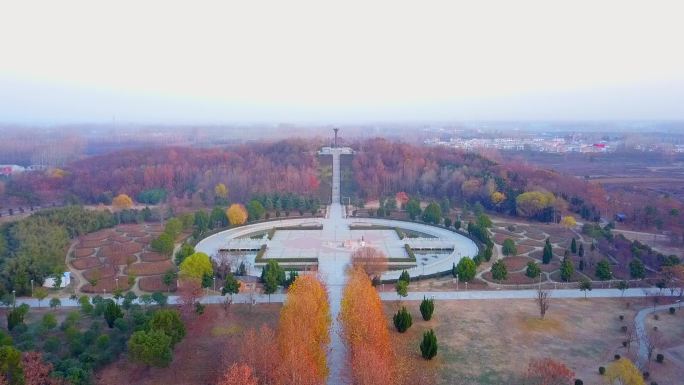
0, 164, 46, 176
0, 164, 26, 176
424, 137, 615, 153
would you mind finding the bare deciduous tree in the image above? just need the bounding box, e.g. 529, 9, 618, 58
646, 328, 663, 364
351, 246, 388, 279
623, 324, 635, 353
536, 286, 550, 319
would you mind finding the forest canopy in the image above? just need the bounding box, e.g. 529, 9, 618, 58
3, 139, 323, 207
0, 206, 116, 296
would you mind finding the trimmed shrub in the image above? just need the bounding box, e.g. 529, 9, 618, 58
656, 353, 664, 363
614, 354, 621, 360
420, 296, 435, 321
669, 307, 675, 314
420, 329, 438, 360
574, 380, 583, 385
619, 314, 624, 321
393, 307, 412, 333
599, 366, 605, 375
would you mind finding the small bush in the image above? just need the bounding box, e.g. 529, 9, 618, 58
621, 325, 628, 333
574, 380, 583, 385
619, 314, 624, 321
420, 329, 438, 360
614, 354, 621, 360
656, 353, 664, 363
622, 341, 628, 347
653, 314, 659, 320
420, 296, 435, 321
650, 382, 658, 385
599, 366, 605, 375
393, 307, 413, 333
669, 307, 675, 314
643, 372, 650, 379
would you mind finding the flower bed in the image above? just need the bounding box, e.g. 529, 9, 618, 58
126, 260, 175, 276
71, 257, 102, 270
72, 247, 96, 258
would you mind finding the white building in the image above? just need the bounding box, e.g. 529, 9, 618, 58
42, 272, 71, 288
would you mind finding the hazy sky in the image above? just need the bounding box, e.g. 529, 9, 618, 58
1, 0, 683, 124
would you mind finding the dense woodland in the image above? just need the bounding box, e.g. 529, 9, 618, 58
2, 138, 683, 240
2, 140, 322, 207
0, 207, 118, 296
351, 139, 606, 220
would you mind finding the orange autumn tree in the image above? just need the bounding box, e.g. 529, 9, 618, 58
277, 275, 331, 385
525, 358, 574, 385
227, 276, 330, 385
237, 326, 280, 385
340, 267, 397, 385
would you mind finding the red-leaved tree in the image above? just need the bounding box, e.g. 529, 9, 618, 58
217, 363, 258, 385
525, 358, 574, 385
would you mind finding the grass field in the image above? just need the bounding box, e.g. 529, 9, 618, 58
385, 297, 684, 384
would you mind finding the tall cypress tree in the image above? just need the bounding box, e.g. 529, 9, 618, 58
571, 238, 577, 254
560, 257, 574, 282
542, 238, 553, 264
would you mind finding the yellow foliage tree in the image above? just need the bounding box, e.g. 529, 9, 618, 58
214, 183, 228, 199
226, 204, 248, 226
340, 267, 397, 384
515, 191, 555, 218
277, 275, 331, 384
604, 358, 645, 385
51, 168, 66, 178
491, 191, 506, 205
560, 215, 577, 228
179, 252, 213, 281
112, 194, 133, 210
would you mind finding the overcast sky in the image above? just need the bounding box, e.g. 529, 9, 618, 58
1, 0, 683, 124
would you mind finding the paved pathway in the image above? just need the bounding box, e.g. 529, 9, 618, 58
323, 149, 350, 385
633, 303, 679, 368
13, 287, 673, 308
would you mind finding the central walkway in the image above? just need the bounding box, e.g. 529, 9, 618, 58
320, 148, 351, 385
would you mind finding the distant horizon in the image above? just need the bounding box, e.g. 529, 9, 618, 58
2, 1, 684, 125
1, 117, 683, 131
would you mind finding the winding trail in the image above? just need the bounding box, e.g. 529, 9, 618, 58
633, 303, 678, 368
